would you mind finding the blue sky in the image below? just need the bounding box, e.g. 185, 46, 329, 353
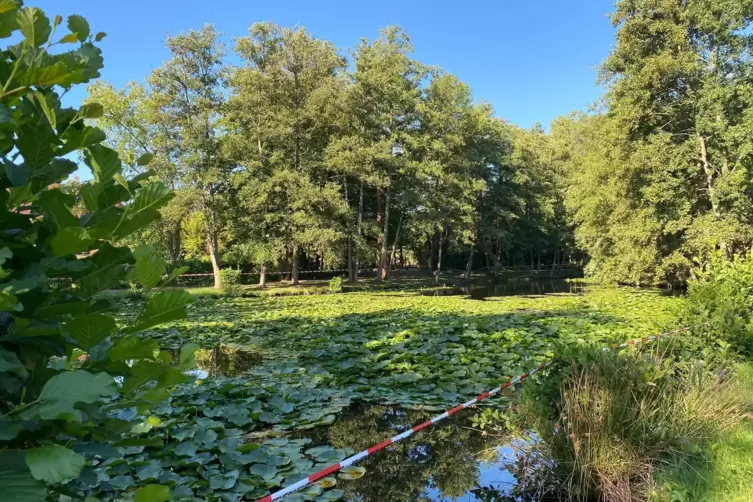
36, 0, 616, 130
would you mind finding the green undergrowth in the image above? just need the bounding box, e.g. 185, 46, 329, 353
650, 364, 753, 502
91, 286, 699, 500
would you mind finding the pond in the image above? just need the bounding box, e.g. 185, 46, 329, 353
184, 347, 558, 501
291, 405, 558, 502
424, 278, 586, 299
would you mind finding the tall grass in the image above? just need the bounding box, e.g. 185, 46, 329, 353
519, 346, 746, 501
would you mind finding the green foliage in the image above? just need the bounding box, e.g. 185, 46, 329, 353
519, 347, 746, 502
328, 276, 343, 294
563, 0, 753, 284
220, 268, 243, 296
0, 5, 193, 498
685, 253, 753, 353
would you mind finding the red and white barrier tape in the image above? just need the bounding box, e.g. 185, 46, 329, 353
256, 325, 694, 502
178, 269, 361, 278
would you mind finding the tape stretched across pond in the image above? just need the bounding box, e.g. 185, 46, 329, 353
256, 325, 695, 502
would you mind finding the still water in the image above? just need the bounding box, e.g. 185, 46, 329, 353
184, 347, 556, 500
424, 278, 586, 299
300, 405, 555, 502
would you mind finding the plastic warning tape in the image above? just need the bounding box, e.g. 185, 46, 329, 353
178, 269, 362, 278
255, 325, 694, 502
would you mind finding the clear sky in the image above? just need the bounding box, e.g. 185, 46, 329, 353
36, 0, 616, 128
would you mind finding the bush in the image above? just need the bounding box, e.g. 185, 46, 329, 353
0, 5, 194, 498
518, 347, 746, 502
220, 268, 243, 296
329, 275, 344, 293
685, 252, 753, 353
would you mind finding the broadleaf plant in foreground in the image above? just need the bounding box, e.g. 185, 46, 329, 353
0, 3, 194, 500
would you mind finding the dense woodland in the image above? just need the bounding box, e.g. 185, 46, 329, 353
76, 0, 753, 288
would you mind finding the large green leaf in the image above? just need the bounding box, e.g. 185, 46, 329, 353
17, 7, 50, 47
21, 370, 116, 420
134, 245, 165, 291
25, 444, 85, 483
0, 347, 25, 376
127, 181, 173, 216
4, 161, 29, 187
74, 244, 133, 296
0, 0, 20, 15
0, 468, 46, 502
110, 336, 159, 361
134, 484, 172, 502
66, 14, 89, 42
129, 290, 193, 333
30, 159, 77, 193
0, 1, 20, 39
64, 313, 116, 349
33, 91, 56, 130
79, 182, 101, 212
16, 121, 60, 169
36, 189, 78, 229
83, 144, 120, 187
50, 227, 93, 257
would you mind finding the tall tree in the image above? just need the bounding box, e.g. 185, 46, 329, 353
347, 26, 424, 281
571, 0, 753, 284
147, 25, 228, 287
414, 73, 487, 282
226, 23, 348, 285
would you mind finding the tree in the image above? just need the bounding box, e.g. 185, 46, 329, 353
0, 5, 193, 498
147, 25, 228, 287
226, 23, 349, 285
346, 26, 425, 281
413, 73, 488, 282
570, 0, 753, 284
86, 81, 187, 265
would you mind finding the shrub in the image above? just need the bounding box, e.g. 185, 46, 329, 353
328, 275, 344, 293
518, 347, 746, 502
220, 268, 243, 296
685, 252, 753, 353
0, 6, 193, 498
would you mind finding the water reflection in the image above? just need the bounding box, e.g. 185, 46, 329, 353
424, 279, 586, 299
305, 405, 558, 501
179, 344, 261, 378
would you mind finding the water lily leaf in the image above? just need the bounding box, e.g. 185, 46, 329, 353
108, 474, 135, 490
259, 411, 281, 424
249, 463, 276, 480
338, 465, 366, 480
209, 470, 238, 490
134, 484, 172, 502
316, 476, 337, 489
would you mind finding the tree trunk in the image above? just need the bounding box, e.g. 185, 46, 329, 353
697, 133, 727, 255
354, 183, 363, 283
389, 213, 403, 271
208, 230, 221, 289
375, 188, 383, 282
465, 244, 474, 280
259, 265, 267, 288
435, 227, 445, 284
377, 186, 391, 281
291, 247, 299, 286
167, 222, 182, 266
428, 234, 436, 272
550, 233, 559, 277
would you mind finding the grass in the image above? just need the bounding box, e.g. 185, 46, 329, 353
650, 364, 753, 502
519, 346, 748, 502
